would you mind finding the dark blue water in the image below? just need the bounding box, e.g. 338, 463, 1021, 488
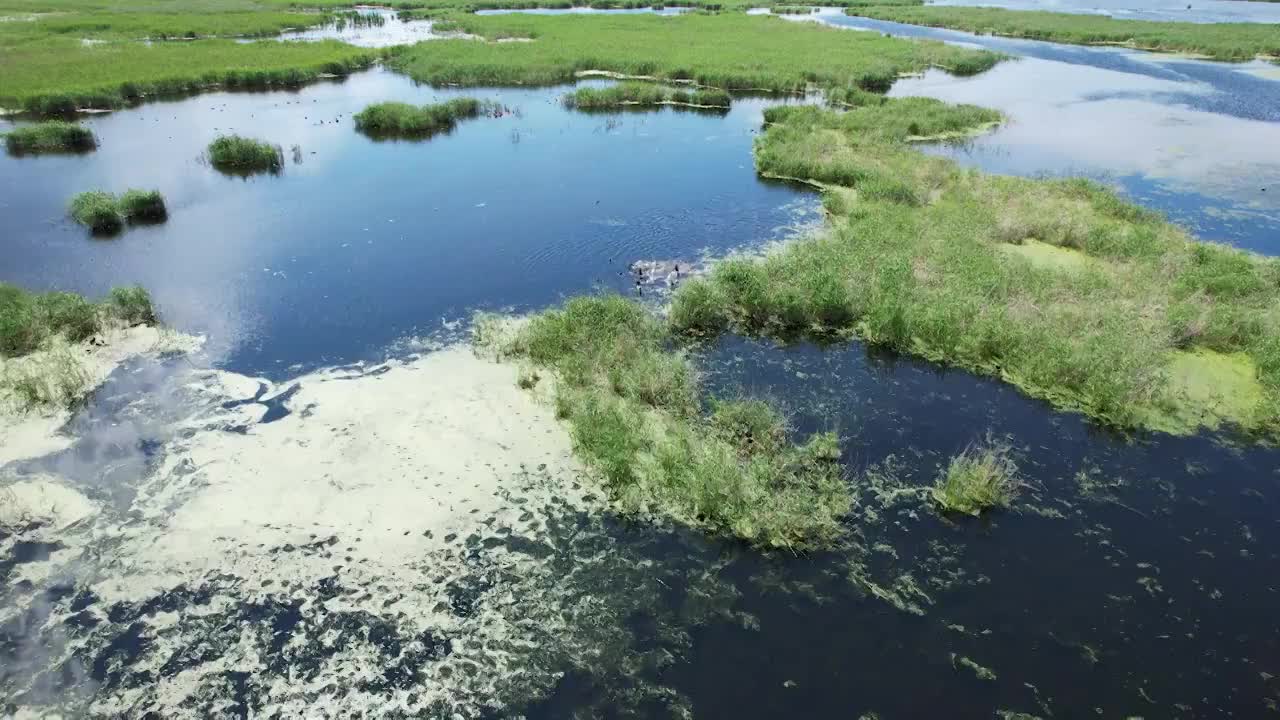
0, 70, 813, 376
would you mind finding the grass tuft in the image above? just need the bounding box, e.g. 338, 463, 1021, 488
4, 121, 97, 155
207, 135, 284, 174
931, 439, 1020, 515
564, 82, 731, 110
69, 190, 124, 234
0, 283, 155, 359
118, 189, 167, 222
69, 189, 167, 232
479, 295, 851, 549
353, 98, 488, 138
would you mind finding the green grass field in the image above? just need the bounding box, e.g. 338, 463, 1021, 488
669, 101, 1280, 437
845, 6, 1280, 62
389, 13, 1003, 92
0, 36, 379, 111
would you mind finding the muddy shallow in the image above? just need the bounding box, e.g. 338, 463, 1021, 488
3, 17, 1280, 718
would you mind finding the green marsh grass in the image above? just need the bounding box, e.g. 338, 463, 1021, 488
669, 101, 1280, 437
564, 82, 732, 109
3, 120, 96, 154
931, 439, 1020, 515
0, 32, 379, 112
845, 6, 1280, 62
207, 134, 283, 174
353, 98, 487, 138
69, 189, 167, 232
118, 189, 167, 222
69, 191, 124, 233
0, 282, 155, 358
477, 295, 851, 550
387, 13, 1003, 92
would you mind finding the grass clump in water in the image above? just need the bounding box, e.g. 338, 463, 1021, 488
478, 294, 851, 550
207, 135, 284, 174
0, 282, 155, 359
669, 100, 1280, 438
69, 189, 167, 233
117, 189, 167, 222
69, 191, 124, 234
353, 98, 487, 138
3, 121, 96, 155
564, 82, 731, 110
844, 6, 1280, 62
931, 439, 1020, 515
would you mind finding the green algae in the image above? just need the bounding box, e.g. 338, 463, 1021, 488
1142, 348, 1266, 435
1000, 239, 1094, 273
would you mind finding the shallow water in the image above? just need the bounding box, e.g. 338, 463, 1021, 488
4, 15, 1280, 718
803, 9, 1280, 253
928, 0, 1280, 24
268, 8, 465, 47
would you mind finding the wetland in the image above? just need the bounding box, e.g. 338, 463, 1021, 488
2, 4, 1280, 718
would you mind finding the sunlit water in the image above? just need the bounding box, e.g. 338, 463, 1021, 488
927, 0, 1280, 24
3, 12, 1280, 718
799, 8, 1280, 252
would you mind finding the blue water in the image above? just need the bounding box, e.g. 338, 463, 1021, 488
0, 71, 813, 376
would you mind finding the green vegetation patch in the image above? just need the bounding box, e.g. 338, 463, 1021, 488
0, 34, 379, 113
353, 98, 489, 138
477, 295, 851, 550
845, 6, 1280, 62
207, 134, 283, 174
388, 13, 1003, 93
69, 188, 167, 232
69, 190, 124, 233
3, 120, 96, 154
564, 82, 731, 110
669, 101, 1280, 438
931, 439, 1020, 515
0, 282, 155, 359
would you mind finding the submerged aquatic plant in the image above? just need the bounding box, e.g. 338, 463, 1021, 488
4, 121, 97, 155
68, 189, 167, 232
352, 98, 488, 138
477, 295, 850, 550
207, 135, 284, 174
931, 439, 1021, 516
